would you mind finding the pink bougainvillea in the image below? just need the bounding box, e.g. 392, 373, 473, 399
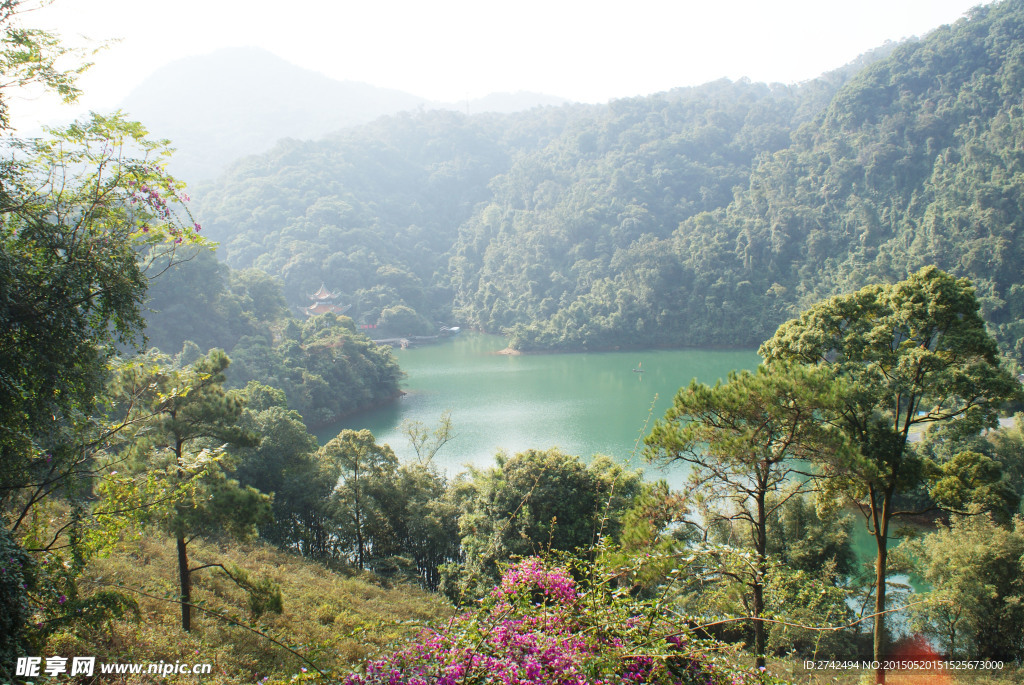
340, 558, 778, 685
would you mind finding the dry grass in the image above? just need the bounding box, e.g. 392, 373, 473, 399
45, 533, 454, 683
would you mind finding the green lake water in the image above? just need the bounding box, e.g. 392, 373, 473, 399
320, 333, 922, 599
317, 333, 761, 483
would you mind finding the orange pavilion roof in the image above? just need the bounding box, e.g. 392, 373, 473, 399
310, 283, 337, 301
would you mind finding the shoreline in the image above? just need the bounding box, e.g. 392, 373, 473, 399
305, 390, 407, 432
492, 342, 759, 357
461, 327, 760, 357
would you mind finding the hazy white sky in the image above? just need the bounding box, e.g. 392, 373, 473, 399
9, 0, 993, 128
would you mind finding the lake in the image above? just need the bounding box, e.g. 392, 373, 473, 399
318, 333, 761, 482
319, 333, 922, 601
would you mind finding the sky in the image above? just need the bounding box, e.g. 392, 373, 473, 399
8, 0, 995, 130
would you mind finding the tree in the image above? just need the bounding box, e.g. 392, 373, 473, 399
0, 103, 203, 660
231, 383, 326, 551
320, 429, 398, 570
598, 479, 692, 595
907, 514, 1024, 661
764, 493, 856, 658
914, 416, 1024, 519
110, 350, 268, 632
0, 0, 91, 131
377, 304, 434, 336
442, 448, 642, 601
401, 409, 454, 465
765, 493, 856, 577
376, 463, 461, 589
979, 413, 1024, 514
228, 268, 289, 324
0, 1, 206, 660
231, 387, 340, 559
759, 266, 1021, 683
644, 363, 849, 668
226, 314, 404, 426
1, 114, 206, 523
0, 524, 32, 673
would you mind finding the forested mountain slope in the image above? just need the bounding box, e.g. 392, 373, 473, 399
448, 78, 823, 336
194, 75, 854, 330
479, 0, 1024, 356
712, 0, 1024, 360
194, 0, 1024, 363
195, 107, 594, 327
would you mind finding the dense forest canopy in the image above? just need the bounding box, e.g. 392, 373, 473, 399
188, 0, 1024, 368
192, 107, 587, 329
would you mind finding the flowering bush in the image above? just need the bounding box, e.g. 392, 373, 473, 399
341, 557, 788, 685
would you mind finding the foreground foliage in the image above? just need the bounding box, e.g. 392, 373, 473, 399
342, 557, 785, 685
107, 349, 269, 632
908, 514, 1024, 662
0, 101, 205, 679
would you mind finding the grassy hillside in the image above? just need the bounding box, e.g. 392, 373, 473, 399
49, 534, 452, 683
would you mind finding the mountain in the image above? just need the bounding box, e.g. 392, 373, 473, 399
494, 0, 1024, 360
192, 104, 587, 329
191, 0, 1024, 365
118, 47, 567, 182
191, 76, 841, 336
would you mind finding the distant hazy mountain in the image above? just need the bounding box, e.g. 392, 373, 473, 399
118, 47, 568, 182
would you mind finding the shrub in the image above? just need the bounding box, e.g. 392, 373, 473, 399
342, 557, 788, 685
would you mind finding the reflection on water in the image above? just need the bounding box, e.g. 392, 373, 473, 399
317, 333, 760, 484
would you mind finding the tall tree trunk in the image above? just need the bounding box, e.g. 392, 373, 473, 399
354, 502, 364, 570
873, 539, 887, 684
177, 535, 191, 632
872, 492, 890, 685
754, 484, 767, 669
174, 432, 192, 633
